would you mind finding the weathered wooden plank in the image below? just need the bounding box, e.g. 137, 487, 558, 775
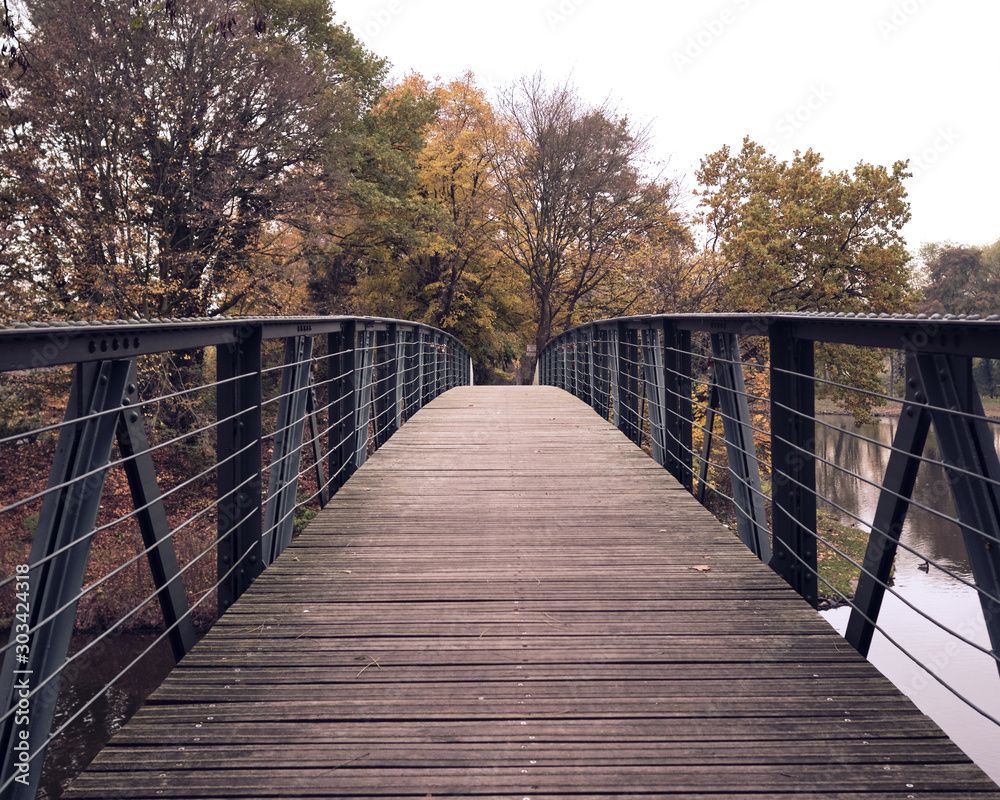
63, 763, 1000, 798
107, 716, 958, 746
63, 386, 1000, 799
84, 740, 975, 769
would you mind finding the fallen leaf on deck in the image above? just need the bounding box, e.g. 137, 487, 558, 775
689, 565, 711, 572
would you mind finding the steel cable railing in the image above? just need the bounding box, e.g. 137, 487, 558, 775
0, 316, 471, 800
540, 312, 1000, 777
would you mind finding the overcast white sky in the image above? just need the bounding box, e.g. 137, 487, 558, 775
331, 0, 998, 258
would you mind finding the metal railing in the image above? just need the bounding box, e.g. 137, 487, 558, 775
0, 315, 471, 799
540, 313, 1000, 736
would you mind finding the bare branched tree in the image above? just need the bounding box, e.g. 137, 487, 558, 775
482, 74, 684, 354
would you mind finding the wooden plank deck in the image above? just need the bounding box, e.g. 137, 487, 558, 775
66, 386, 1000, 798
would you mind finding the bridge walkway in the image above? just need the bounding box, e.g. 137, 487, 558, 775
65, 386, 1000, 798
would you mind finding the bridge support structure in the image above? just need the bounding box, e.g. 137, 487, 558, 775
542, 312, 1000, 683
0, 316, 470, 799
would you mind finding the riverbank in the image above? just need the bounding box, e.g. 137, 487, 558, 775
815, 397, 1000, 419
814, 509, 878, 609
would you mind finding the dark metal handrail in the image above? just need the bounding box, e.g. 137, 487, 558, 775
540, 312, 1000, 728
0, 315, 471, 799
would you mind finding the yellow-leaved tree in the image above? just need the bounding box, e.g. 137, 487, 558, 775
696, 137, 918, 421
347, 73, 530, 382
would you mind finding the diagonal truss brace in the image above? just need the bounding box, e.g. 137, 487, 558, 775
710, 333, 771, 562
262, 335, 314, 566
846, 354, 1000, 676
0, 360, 131, 799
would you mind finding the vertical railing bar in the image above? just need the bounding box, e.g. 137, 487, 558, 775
329, 322, 357, 494
663, 321, 693, 492
216, 324, 264, 614
392, 325, 404, 432
768, 321, 818, 607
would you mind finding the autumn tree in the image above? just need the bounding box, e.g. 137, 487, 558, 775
483, 75, 685, 357
696, 138, 917, 420
629, 245, 727, 315
405, 73, 530, 381
697, 138, 915, 314
313, 72, 530, 382
0, 0, 384, 320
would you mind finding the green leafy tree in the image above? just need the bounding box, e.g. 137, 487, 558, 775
917, 240, 1000, 396
328, 73, 529, 383
303, 73, 441, 316
0, 0, 384, 320
916, 243, 1000, 316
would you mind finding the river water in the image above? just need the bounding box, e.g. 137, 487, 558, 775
815, 414, 1000, 785
38, 632, 179, 799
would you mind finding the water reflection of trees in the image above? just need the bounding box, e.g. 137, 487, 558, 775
816, 415, 970, 578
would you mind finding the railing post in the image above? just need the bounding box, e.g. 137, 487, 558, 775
564, 337, 571, 391
392, 325, 405, 429
400, 327, 416, 417
582, 327, 595, 408
415, 329, 427, 411
593, 326, 611, 420
663, 321, 693, 492
570, 331, 581, 399
421, 332, 435, 404
562, 336, 571, 395
608, 325, 622, 429
914, 354, 1000, 673
216, 323, 263, 614
0, 359, 131, 799
710, 332, 770, 562
373, 326, 399, 448
768, 321, 818, 607
329, 322, 358, 494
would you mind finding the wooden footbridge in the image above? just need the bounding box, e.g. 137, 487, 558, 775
64, 386, 1000, 798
